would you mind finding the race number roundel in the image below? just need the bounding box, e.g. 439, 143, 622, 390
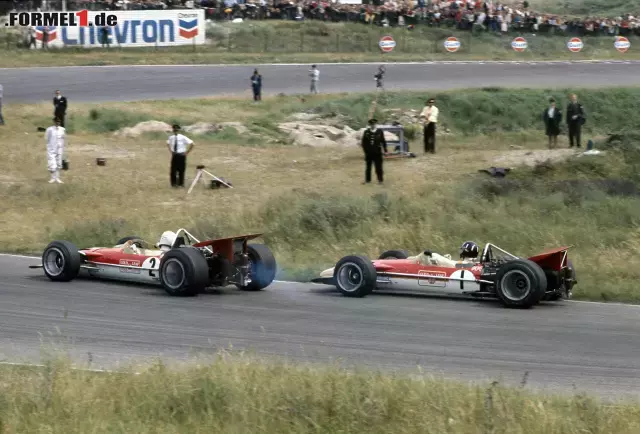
444, 36, 461, 53
567, 37, 583, 52
379, 35, 396, 53
511, 36, 527, 52
615, 36, 631, 53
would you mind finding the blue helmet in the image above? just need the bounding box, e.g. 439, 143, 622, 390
460, 241, 479, 259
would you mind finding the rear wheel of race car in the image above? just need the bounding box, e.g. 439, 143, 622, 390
42, 240, 81, 282
546, 259, 577, 301
116, 236, 143, 245
495, 259, 546, 308
159, 248, 209, 297
378, 249, 409, 260
566, 259, 577, 292
238, 244, 277, 291
333, 255, 377, 298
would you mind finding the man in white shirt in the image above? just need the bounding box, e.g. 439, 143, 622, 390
166, 124, 195, 187
45, 117, 65, 183
0, 84, 4, 125
309, 65, 319, 94
419, 98, 439, 153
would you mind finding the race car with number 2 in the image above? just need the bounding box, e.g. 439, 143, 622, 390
30, 228, 277, 296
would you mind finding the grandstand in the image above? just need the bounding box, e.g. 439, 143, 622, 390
1, 0, 638, 38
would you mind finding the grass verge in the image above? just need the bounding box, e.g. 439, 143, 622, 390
2, 87, 640, 302
1, 353, 639, 433
0, 21, 638, 67
529, 0, 640, 16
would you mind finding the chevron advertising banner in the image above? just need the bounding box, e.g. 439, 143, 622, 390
33, 9, 205, 48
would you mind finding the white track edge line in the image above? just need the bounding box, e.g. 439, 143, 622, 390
2, 253, 636, 307
1, 59, 639, 71
0, 360, 139, 374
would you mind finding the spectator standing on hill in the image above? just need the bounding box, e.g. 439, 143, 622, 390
166, 124, 195, 188
250, 69, 262, 101
361, 118, 387, 185
419, 98, 439, 154
542, 97, 562, 148
53, 90, 68, 127
566, 93, 586, 148
28, 26, 36, 49
309, 65, 319, 94
374, 65, 385, 90
100, 26, 110, 48
42, 26, 49, 49
0, 84, 4, 126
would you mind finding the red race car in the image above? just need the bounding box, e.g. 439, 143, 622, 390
29, 228, 277, 297
311, 242, 577, 308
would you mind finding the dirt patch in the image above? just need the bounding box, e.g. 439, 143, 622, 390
113, 121, 172, 138
0, 174, 24, 185
200, 156, 260, 171
113, 120, 249, 138
491, 148, 579, 168
278, 120, 401, 148
72, 144, 134, 159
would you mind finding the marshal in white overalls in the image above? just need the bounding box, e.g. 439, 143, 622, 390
45, 121, 65, 183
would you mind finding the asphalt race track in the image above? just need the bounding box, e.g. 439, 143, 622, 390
2, 254, 640, 400
2, 61, 640, 103
3, 61, 640, 400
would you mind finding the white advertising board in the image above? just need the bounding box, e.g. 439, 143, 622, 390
34, 9, 206, 48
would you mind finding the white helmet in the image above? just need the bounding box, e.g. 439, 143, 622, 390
158, 231, 176, 251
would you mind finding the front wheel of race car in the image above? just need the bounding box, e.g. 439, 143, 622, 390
159, 247, 209, 297
238, 244, 277, 291
495, 259, 546, 308
333, 255, 377, 298
42, 240, 82, 282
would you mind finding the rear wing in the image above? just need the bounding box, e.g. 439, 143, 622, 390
527, 246, 572, 271
192, 233, 263, 260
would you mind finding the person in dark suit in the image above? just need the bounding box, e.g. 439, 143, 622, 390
566, 93, 586, 148
542, 97, 562, 148
53, 90, 68, 127
361, 118, 387, 184
250, 69, 262, 101
166, 124, 195, 187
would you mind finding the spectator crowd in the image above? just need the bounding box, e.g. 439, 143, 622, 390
3, 0, 640, 38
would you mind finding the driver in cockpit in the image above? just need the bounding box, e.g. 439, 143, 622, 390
458, 241, 479, 262
410, 241, 480, 267
120, 231, 177, 255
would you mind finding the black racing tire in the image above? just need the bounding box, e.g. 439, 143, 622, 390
495, 259, 546, 308
378, 249, 409, 260
566, 259, 577, 289
159, 247, 209, 297
42, 240, 82, 282
521, 259, 548, 305
116, 236, 143, 245
238, 244, 277, 291
333, 255, 377, 298
546, 259, 577, 301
